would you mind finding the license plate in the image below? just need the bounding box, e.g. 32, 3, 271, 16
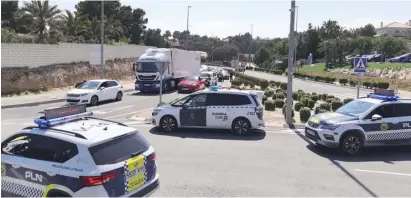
182, 88, 188, 90
306, 129, 316, 136
124, 155, 146, 192
144, 84, 150, 87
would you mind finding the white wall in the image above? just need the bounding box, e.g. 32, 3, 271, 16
1, 43, 154, 68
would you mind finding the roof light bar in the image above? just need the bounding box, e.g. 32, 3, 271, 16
35, 104, 92, 128
209, 85, 221, 91
367, 94, 399, 101
35, 112, 93, 128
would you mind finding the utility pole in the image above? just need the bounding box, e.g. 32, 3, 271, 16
286, 0, 296, 125
294, 6, 299, 70
100, 0, 105, 79
185, 6, 191, 50
249, 24, 253, 66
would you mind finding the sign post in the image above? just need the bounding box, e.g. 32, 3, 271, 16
353, 57, 367, 98
156, 63, 168, 104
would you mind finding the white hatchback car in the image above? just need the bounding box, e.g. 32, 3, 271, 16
66, 80, 123, 106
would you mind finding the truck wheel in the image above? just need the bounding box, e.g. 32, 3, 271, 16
160, 115, 178, 132
339, 132, 364, 156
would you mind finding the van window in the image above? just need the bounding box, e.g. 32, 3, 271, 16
89, 132, 150, 165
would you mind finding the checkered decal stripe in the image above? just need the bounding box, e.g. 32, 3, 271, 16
367, 131, 411, 141
1, 179, 43, 197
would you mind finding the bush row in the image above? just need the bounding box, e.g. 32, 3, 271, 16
254, 68, 390, 89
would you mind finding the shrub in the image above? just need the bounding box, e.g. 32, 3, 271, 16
349, 79, 357, 86
265, 100, 276, 111
282, 105, 295, 118
262, 96, 267, 104
297, 89, 304, 93
294, 102, 302, 111
275, 88, 282, 93
264, 90, 274, 97
320, 93, 328, 101
274, 99, 285, 108
259, 80, 269, 90
311, 95, 318, 102
343, 98, 353, 104
314, 107, 320, 114
318, 109, 329, 113
308, 100, 316, 109
319, 103, 331, 111
339, 78, 348, 85
274, 81, 281, 87
331, 100, 343, 111
300, 97, 310, 107
280, 82, 288, 90
292, 91, 299, 100
326, 98, 334, 104
363, 81, 371, 88
299, 108, 311, 123
311, 92, 317, 96
327, 95, 335, 99
231, 78, 243, 86
377, 81, 389, 89
276, 93, 285, 99
272, 94, 277, 100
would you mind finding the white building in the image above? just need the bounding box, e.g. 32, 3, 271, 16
376, 20, 411, 37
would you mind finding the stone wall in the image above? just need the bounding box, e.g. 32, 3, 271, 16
1, 43, 156, 95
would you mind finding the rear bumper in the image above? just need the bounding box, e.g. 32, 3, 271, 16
129, 176, 159, 197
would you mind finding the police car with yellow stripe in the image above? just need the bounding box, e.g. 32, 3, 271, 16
1, 105, 159, 197
152, 86, 265, 135
305, 89, 411, 155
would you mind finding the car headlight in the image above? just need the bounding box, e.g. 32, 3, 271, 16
152, 109, 162, 116
80, 93, 88, 96
321, 124, 340, 131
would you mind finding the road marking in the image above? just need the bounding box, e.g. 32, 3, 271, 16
354, 169, 411, 177
1, 117, 37, 122
92, 105, 135, 115
103, 108, 155, 119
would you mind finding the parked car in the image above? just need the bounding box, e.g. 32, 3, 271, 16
200, 71, 218, 87
66, 79, 123, 106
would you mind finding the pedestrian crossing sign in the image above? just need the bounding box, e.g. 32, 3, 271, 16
354, 57, 367, 72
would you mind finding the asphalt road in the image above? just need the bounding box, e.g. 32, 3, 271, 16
245, 70, 374, 99
2, 81, 411, 196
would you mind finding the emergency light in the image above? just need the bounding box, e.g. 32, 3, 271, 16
367, 89, 399, 101
34, 104, 93, 128
209, 85, 221, 91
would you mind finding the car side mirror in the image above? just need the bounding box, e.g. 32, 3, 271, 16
371, 114, 382, 121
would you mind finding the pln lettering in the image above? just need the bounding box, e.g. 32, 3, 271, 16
403, 123, 411, 128
25, 171, 43, 183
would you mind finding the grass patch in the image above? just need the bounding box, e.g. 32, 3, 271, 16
299, 62, 411, 73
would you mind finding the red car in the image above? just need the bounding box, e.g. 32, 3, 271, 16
178, 76, 205, 93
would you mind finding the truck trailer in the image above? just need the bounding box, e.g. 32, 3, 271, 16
135, 48, 201, 93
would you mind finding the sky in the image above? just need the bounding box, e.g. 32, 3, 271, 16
20, 0, 411, 39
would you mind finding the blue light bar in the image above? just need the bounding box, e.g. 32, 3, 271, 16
367, 93, 399, 101
209, 85, 221, 91
34, 111, 93, 128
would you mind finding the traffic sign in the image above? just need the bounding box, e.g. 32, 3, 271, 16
354, 57, 367, 73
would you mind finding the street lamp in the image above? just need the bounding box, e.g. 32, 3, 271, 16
286, 0, 296, 125
185, 6, 192, 50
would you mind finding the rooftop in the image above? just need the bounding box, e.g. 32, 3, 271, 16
379, 22, 411, 29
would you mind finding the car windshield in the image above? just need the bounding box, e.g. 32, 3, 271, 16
200, 73, 211, 78
137, 62, 158, 73
171, 95, 192, 106
336, 100, 375, 116
77, 81, 100, 89
184, 76, 198, 82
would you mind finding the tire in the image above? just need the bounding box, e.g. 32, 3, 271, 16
115, 91, 123, 101
231, 118, 251, 135
47, 191, 71, 197
160, 115, 178, 132
90, 95, 99, 106
339, 132, 364, 156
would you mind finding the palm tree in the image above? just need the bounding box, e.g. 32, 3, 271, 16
59, 10, 90, 37
20, 0, 61, 42
104, 15, 123, 41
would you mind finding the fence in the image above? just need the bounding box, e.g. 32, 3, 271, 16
1, 43, 154, 68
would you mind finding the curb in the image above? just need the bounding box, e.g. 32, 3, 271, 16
1, 88, 135, 109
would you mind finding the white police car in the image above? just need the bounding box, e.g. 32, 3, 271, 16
151, 86, 265, 135
1, 105, 159, 197
305, 89, 411, 155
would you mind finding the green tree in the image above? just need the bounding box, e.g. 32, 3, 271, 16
59, 10, 90, 37
1, 1, 19, 28
212, 45, 239, 61
254, 47, 270, 65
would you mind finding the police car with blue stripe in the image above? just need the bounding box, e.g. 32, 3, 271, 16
305, 89, 411, 155
152, 86, 265, 135
1, 105, 159, 197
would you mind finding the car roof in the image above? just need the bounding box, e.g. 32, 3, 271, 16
357, 97, 411, 104
22, 119, 137, 147
88, 79, 116, 83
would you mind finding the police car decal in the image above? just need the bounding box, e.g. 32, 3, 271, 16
358, 121, 411, 132
124, 155, 147, 193
179, 107, 207, 127
308, 112, 358, 125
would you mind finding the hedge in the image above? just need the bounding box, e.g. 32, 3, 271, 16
299, 108, 311, 123
265, 100, 276, 111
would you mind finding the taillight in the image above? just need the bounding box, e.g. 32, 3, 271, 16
81, 172, 119, 186
147, 152, 156, 161
254, 106, 263, 120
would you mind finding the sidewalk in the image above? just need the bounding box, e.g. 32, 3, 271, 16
1, 80, 136, 109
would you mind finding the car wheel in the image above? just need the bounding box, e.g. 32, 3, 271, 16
115, 91, 123, 101
231, 118, 251, 135
339, 132, 364, 156
160, 115, 178, 132
90, 95, 99, 106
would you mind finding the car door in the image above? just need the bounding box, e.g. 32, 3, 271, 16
179, 94, 208, 127
206, 93, 232, 129
361, 104, 396, 142
107, 81, 120, 99
97, 81, 110, 101
1, 133, 30, 197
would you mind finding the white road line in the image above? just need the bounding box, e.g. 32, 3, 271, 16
103, 108, 155, 119
354, 169, 411, 177
92, 105, 135, 115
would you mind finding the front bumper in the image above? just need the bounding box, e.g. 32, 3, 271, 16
178, 86, 197, 92
136, 82, 162, 92
304, 125, 339, 148
65, 96, 89, 104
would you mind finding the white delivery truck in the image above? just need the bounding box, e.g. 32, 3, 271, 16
134, 48, 201, 93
